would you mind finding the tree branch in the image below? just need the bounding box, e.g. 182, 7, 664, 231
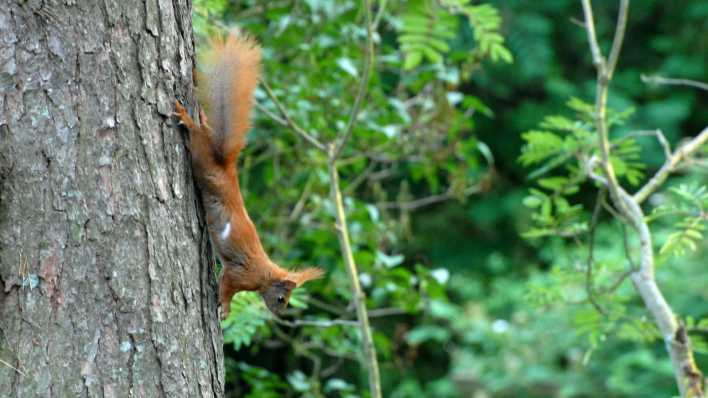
580, 0, 603, 67
0, 358, 25, 376
585, 190, 606, 315
328, 151, 382, 398
273, 316, 359, 328
633, 126, 708, 204
261, 80, 327, 152
581, 0, 631, 216
324, 2, 381, 396
641, 74, 708, 92
619, 189, 704, 397
378, 183, 484, 211
615, 129, 671, 160
581, 2, 705, 396
606, 0, 629, 79
331, 0, 375, 161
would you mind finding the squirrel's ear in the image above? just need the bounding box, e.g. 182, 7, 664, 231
288, 267, 325, 287
279, 280, 297, 290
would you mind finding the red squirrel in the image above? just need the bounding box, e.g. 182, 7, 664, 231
173, 32, 323, 319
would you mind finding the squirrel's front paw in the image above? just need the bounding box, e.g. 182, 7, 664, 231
172, 100, 193, 127
218, 302, 230, 321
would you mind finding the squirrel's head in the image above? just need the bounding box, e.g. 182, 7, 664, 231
261, 280, 296, 314
260, 267, 324, 314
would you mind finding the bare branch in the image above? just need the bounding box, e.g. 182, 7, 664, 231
378, 183, 484, 211
344, 160, 378, 195
371, 0, 387, 31
598, 268, 634, 295
581, 0, 631, 216
288, 175, 315, 222
641, 74, 708, 92
0, 358, 26, 376
619, 129, 671, 160
368, 307, 408, 318
634, 126, 708, 204
606, 0, 629, 79
255, 102, 286, 126
261, 80, 327, 152
619, 222, 638, 270
322, 2, 382, 396
585, 190, 606, 315
619, 189, 704, 397
331, 0, 375, 161
273, 316, 359, 328
328, 154, 382, 398
580, 0, 603, 67
581, 2, 704, 395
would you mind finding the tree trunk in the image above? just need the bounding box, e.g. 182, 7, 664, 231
0, 2, 223, 397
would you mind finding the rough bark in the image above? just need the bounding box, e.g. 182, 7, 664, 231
0, 1, 223, 397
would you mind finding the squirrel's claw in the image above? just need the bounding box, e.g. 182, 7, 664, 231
199, 109, 209, 126
218, 304, 230, 321
173, 100, 195, 128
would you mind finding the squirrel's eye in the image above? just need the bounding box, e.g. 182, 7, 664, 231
277, 295, 285, 304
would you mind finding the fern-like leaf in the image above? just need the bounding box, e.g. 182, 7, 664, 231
222, 292, 270, 349
660, 217, 706, 257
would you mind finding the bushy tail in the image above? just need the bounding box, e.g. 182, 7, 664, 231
199, 31, 261, 165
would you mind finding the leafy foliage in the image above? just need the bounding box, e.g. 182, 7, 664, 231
398, 2, 456, 69
398, 0, 512, 70
656, 184, 708, 257
222, 292, 270, 349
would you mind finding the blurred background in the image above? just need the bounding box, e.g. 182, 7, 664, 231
193, 1, 707, 397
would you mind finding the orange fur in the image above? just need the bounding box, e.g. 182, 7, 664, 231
174, 32, 323, 319
289, 268, 326, 287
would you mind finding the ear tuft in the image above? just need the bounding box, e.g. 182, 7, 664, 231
280, 280, 296, 290
289, 267, 325, 287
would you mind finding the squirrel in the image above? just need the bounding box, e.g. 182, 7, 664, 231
173, 31, 324, 319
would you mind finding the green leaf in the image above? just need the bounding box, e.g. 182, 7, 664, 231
404, 51, 423, 70
406, 325, 451, 345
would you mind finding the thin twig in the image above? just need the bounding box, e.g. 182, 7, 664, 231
371, 0, 387, 31
322, 356, 345, 378
288, 175, 315, 222
580, 0, 603, 67
261, 80, 327, 151
273, 316, 359, 328
614, 129, 671, 160
331, 0, 375, 161
641, 74, 708, 92
634, 126, 708, 204
597, 268, 634, 295
581, 0, 631, 217
378, 183, 484, 211
0, 358, 25, 376
328, 151, 382, 398
585, 190, 606, 315
255, 102, 286, 126
644, 129, 671, 160
324, 2, 382, 396
619, 222, 638, 270
606, 0, 629, 79
344, 160, 378, 195
305, 297, 348, 316
270, 326, 324, 383
368, 307, 408, 317
599, 194, 623, 221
